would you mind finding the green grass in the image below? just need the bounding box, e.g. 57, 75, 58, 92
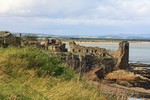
0, 46, 113, 100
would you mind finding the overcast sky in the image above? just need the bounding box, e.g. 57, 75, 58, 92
0, 0, 150, 36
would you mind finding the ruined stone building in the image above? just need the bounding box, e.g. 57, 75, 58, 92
43, 38, 68, 52
0, 30, 129, 76
0, 31, 21, 47
67, 41, 129, 72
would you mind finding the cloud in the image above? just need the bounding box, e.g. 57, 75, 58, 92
1, 0, 150, 20
0, 0, 150, 35
0, 0, 99, 17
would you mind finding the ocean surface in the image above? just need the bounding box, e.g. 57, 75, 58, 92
66, 43, 150, 65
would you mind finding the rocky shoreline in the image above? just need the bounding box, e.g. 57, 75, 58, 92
130, 63, 150, 67
130, 63, 150, 79
84, 63, 150, 99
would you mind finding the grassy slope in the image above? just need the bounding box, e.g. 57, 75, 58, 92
0, 47, 111, 100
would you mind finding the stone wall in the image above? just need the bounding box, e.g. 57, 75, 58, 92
43, 38, 68, 52
0, 31, 21, 47
69, 41, 129, 70
59, 52, 115, 76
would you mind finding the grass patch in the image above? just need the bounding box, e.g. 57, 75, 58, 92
0, 46, 110, 100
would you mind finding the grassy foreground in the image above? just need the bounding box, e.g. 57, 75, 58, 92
0, 47, 112, 100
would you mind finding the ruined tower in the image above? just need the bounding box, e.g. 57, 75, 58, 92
115, 41, 129, 69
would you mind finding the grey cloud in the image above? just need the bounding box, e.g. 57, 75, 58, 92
1, 0, 150, 20
1, 0, 150, 35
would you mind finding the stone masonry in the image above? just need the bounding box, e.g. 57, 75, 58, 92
43, 38, 68, 52
69, 41, 129, 70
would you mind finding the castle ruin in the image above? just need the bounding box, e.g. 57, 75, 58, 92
69, 41, 129, 70
0, 31, 129, 75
